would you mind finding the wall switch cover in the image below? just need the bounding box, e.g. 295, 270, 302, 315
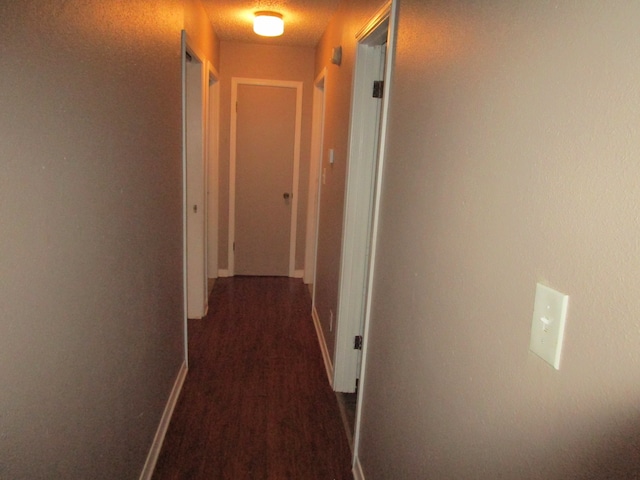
529, 283, 569, 370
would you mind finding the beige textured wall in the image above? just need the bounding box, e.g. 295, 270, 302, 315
313, 0, 383, 361
218, 41, 315, 273
0, 1, 217, 478
184, 0, 220, 70
357, 1, 640, 478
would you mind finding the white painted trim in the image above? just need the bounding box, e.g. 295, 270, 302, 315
293, 269, 304, 279
228, 79, 238, 276
180, 31, 189, 366
206, 62, 220, 281
184, 34, 208, 320
312, 305, 334, 386
139, 361, 188, 480
353, 0, 399, 467
217, 269, 230, 278
290, 84, 303, 278
352, 456, 365, 480
304, 69, 327, 288
229, 77, 303, 277
334, 5, 391, 393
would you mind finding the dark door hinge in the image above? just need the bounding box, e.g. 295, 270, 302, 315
354, 335, 363, 350
372, 80, 384, 99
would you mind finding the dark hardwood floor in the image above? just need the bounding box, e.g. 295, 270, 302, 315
153, 276, 353, 480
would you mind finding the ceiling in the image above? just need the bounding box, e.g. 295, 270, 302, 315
200, 0, 341, 47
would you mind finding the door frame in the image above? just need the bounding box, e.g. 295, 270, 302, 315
330, 0, 398, 470
352, 0, 398, 470
334, 1, 393, 393
182, 30, 219, 329
207, 66, 220, 282
228, 78, 303, 277
305, 68, 327, 300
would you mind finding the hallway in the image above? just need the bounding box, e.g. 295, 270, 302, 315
153, 277, 353, 479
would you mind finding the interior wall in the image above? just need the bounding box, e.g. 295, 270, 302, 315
313, 0, 383, 363
0, 1, 216, 478
217, 41, 315, 274
184, 0, 221, 69
357, 1, 640, 478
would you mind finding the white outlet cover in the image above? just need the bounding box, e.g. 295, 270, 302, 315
529, 283, 569, 370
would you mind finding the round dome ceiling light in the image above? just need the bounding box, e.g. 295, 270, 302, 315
253, 11, 284, 37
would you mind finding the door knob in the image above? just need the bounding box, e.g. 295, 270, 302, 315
283, 193, 291, 200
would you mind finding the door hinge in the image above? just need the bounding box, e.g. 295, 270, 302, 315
233, 241, 235, 252
372, 80, 384, 99
354, 335, 363, 350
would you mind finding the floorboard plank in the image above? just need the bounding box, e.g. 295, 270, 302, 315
153, 277, 353, 480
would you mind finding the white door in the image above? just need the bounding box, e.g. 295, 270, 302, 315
334, 42, 387, 393
231, 81, 302, 276
184, 40, 208, 320
350, 1, 398, 467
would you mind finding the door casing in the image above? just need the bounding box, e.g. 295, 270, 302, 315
329, 0, 399, 470
182, 31, 219, 355
334, 3, 393, 393
228, 78, 303, 278
305, 69, 327, 297
207, 68, 221, 283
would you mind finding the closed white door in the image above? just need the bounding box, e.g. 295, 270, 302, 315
184, 43, 207, 320
234, 84, 297, 276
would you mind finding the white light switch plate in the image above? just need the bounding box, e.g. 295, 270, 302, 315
529, 283, 569, 370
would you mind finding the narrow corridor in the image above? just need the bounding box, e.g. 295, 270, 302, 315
153, 276, 353, 479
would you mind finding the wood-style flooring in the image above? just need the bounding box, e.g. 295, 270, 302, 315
153, 276, 353, 480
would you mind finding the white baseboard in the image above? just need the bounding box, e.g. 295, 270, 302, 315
312, 306, 334, 386
139, 361, 188, 480
217, 270, 303, 279
353, 455, 365, 480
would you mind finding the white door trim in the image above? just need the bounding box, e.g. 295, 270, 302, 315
183, 34, 209, 321
181, 31, 189, 366
206, 63, 220, 282
229, 77, 303, 277
334, 0, 392, 393
305, 69, 327, 300
351, 0, 398, 466
333, 43, 385, 393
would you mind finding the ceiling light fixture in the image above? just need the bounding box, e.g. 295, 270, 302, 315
253, 11, 284, 37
